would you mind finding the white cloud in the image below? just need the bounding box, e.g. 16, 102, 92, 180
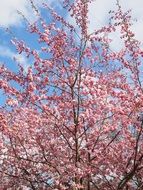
0, 0, 33, 27
88, 0, 115, 32
0, 0, 56, 27
0, 45, 29, 71
88, 0, 143, 51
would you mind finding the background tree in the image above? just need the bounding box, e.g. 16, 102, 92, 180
0, 0, 143, 189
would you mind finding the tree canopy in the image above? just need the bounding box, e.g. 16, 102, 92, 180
0, 0, 143, 189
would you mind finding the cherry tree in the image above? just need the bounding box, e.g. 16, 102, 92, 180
0, 0, 143, 189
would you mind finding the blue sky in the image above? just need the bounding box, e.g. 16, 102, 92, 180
0, 0, 143, 106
